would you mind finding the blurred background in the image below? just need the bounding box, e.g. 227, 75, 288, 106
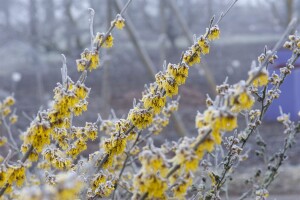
0, 0, 300, 197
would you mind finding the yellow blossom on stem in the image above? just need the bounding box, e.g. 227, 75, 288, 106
183, 49, 201, 66
142, 92, 166, 114
9, 114, 18, 124
94, 32, 114, 48
162, 76, 179, 97
127, 107, 153, 129
172, 174, 193, 199
249, 68, 269, 87
198, 36, 210, 54
113, 14, 125, 29
133, 172, 168, 199
3, 96, 15, 107
230, 85, 255, 112
207, 25, 220, 41
84, 122, 98, 141
0, 136, 7, 147
166, 63, 189, 85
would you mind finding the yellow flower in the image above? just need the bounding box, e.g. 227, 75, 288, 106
139, 150, 168, 176
162, 76, 179, 97
166, 63, 189, 85
128, 107, 153, 129
0, 167, 8, 187
8, 165, 26, 187
2, 107, 11, 116
92, 172, 107, 191
84, 122, 98, 141
94, 32, 114, 48
198, 36, 210, 54
220, 114, 238, 132
172, 176, 193, 199
102, 133, 127, 156
0, 136, 7, 147
3, 96, 15, 107
142, 92, 166, 114
230, 86, 255, 112
207, 25, 220, 40
183, 49, 201, 66
211, 129, 222, 144
89, 50, 100, 71
250, 69, 269, 87
133, 172, 167, 199
194, 133, 215, 159
195, 112, 207, 129
76, 58, 87, 72
9, 114, 18, 124
24, 121, 51, 153
74, 82, 90, 100
113, 15, 125, 29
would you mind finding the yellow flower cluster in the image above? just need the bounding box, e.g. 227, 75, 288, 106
133, 172, 168, 199
140, 149, 169, 176
0, 96, 18, 124
103, 132, 127, 155
67, 138, 87, 159
115, 119, 137, 140
22, 119, 51, 153
132, 147, 169, 199
127, 25, 220, 134
182, 29, 219, 67
166, 63, 189, 85
6, 164, 26, 187
127, 107, 153, 129
195, 107, 237, 145
49, 81, 90, 128
43, 148, 72, 170
183, 47, 201, 66
155, 71, 179, 97
101, 133, 127, 168
173, 138, 201, 172
142, 91, 166, 114
84, 122, 98, 141
87, 171, 117, 198
0, 165, 8, 188
171, 173, 193, 199
76, 49, 99, 72
91, 172, 106, 191
52, 128, 69, 150
3, 96, 15, 106
92, 181, 116, 198
169, 133, 214, 199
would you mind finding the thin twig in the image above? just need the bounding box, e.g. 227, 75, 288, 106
216, 0, 239, 24
1, 116, 18, 151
